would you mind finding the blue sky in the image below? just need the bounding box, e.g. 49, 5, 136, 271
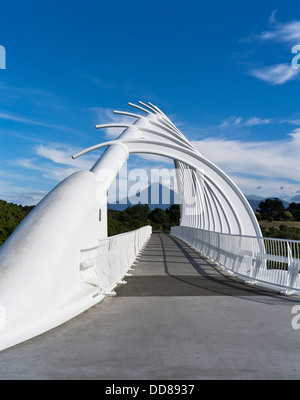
0, 0, 300, 205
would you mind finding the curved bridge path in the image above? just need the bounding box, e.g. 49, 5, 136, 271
1, 234, 300, 380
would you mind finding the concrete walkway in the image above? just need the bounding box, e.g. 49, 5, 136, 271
0, 233, 300, 380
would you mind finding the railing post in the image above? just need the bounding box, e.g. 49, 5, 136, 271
245, 250, 259, 285
282, 243, 299, 295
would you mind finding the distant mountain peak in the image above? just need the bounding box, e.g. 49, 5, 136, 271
108, 182, 179, 211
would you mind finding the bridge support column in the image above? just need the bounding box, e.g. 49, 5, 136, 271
90, 126, 141, 238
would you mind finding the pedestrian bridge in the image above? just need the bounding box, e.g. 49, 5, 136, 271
0, 233, 300, 380
0, 101, 300, 373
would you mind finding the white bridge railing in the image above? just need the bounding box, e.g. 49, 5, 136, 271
80, 225, 152, 296
171, 226, 300, 295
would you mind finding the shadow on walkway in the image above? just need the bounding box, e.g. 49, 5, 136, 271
116, 234, 298, 302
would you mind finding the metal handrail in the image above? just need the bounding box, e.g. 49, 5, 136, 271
171, 225, 300, 295
81, 225, 152, 296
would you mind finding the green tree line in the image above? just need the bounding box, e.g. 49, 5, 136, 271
256, 198, 300, 240
108, 204, 180, 236
0, 200, 180, 246
256, 198, 300, 222
1, 197, 300, 246
0, 200, 34, 246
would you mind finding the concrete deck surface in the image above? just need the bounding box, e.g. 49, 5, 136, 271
0, 233, 300, 380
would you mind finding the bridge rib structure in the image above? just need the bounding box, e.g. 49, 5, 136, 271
0, 101, 299, 353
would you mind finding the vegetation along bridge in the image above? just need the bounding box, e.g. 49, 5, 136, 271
0, 102, 300, 379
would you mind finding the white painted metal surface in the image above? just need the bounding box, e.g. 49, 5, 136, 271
73, 101, 262, 237
80, 226, 152, 296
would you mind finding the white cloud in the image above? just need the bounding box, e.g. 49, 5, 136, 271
13, 158, 41, 171
12, 157, 79, 183
42, 167, 81, 182
243, 16, 300, 44
0, 192, 47, 206
243, 117, 272, 126
264, 20, 300, 43
191, 129, 300, 201
280, 118, 300, 125
5, 132, 300, 204
249, 63, 298, 85
35, 143, 95, 170
240, 14, 300, 85
220, 116, 272, 128
11, 142, 98, 185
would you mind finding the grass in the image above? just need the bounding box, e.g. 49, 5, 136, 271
259, 220, 300, 229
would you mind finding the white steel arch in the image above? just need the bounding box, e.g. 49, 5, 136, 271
73, 101, 262, 237
0, 101, 263, 351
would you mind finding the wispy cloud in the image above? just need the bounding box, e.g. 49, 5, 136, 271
12, 158, 42, 171
193, 129, 300, 181
220, 116, 272, 128
257, 20, 300, 43
280, 118, 300, 125
242, 12, 300, 44
11, 142, 98, 185
0, 192, 47, 206
249, 63, 299, 85
268, 9, 278, 25
191, 128, 300, 201
0, 111, 52, 127
85, 74, 114, 90
34, 143, 96, 170
0, 110, 80, 132
240, 12, 300, 85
